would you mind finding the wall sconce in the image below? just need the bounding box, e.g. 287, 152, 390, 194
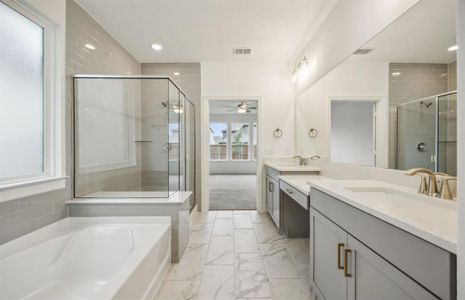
291, 56, 310, 83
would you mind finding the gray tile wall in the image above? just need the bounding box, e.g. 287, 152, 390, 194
66, 0, 142, 197
141, 64, 202, 209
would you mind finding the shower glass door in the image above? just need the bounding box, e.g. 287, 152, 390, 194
437, 93, 457, 176
397, 97, 437, 172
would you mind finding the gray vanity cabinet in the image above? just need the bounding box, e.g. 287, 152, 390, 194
310, 188, 456, 300
265, 175, 279, 226
346, 235, 437, 300
310, 209, 347, 300
310, 208, 437, 300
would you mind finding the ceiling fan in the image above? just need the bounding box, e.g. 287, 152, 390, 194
224, 101, 257, 114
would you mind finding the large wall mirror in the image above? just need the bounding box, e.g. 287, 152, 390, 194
296, 0, 457, 176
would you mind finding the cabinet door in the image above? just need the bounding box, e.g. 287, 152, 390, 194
310, 208, 348, 300
265, 176, 273, 214
347, 235, 437, 300
271, 177, 280, 226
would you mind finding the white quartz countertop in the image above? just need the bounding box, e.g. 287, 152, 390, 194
307, 179, 457, 253
265, 162, 321, 172
279, 175, 330, 196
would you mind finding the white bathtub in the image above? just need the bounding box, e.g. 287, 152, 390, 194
0, 217, 171, 300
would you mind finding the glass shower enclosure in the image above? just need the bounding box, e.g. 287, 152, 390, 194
397, 91, 457, 175
73, 75, 195, 207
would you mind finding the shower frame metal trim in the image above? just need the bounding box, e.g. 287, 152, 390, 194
71, 75, 196, 201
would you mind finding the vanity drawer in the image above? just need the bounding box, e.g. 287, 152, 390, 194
280, 180, 309, 210
266, 166, 280, 181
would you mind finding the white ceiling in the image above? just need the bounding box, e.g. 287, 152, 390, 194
209, 100, 257, 115
348, 0, 456, 64
75, 0, 337, 63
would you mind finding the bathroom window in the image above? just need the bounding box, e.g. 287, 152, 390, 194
0, 1, 64, 195
209, 123, 228, 160
231, 123, 250, 160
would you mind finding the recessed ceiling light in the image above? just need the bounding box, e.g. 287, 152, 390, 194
391, 72, 401, 77
84, 43, 96, 50
151, 43, 163, 51
173, 72, 180, 77
448, 45, 458, 52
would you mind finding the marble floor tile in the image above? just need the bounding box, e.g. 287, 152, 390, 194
191, 211, 216, 225
154, 280, 200, 300
253, 222, 283, 244
250, 211, 273, 224
195, 265, 235, 300
261, 244, 300, 279
212, 218, 234, 236
234, 210, 252, 215
287, 239, 310, 278
190, 223, 213, 244
234, 229, 260, 253
235, 253, 273, 299
167, 243, 209, 281
216, 210, 233, 218
233, 214, 253, 229
206, 236, 234, 265
270, 278, 311, 300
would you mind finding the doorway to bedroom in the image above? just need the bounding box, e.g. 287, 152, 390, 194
208, 100, 258, 210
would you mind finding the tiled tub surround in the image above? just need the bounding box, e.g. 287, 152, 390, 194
155, 210, 311, 300
67, 192, 191, 262
0, 217, 171, 300
0, 188, 69, 245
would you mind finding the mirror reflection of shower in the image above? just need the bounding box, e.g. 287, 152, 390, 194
396, 91, 457, 176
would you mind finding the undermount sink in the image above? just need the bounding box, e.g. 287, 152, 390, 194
343, 186, 456, 209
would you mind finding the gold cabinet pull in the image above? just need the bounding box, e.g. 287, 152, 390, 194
344, 249, 352, 277
337, 243, 344, 269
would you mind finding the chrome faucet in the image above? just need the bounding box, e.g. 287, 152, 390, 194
405, 168, 438, 197
310, 155, 321, 160
292, 155, 308, 166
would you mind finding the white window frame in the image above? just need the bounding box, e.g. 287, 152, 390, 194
0, 0, 66, 202
230, 122, 251, 161
209, 122, 229, 161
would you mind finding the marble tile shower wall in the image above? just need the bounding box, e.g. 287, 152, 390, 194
388, 63, 450, 169
66, 0, 142, 196
141, 64, 202, 206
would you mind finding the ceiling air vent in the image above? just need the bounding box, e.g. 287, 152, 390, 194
233, 48, 252, 55
353, 48, 374, 55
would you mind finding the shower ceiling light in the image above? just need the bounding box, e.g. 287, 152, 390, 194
391, 72, 401, 77
448, 45, 458, 51
151, 43, 163, 51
